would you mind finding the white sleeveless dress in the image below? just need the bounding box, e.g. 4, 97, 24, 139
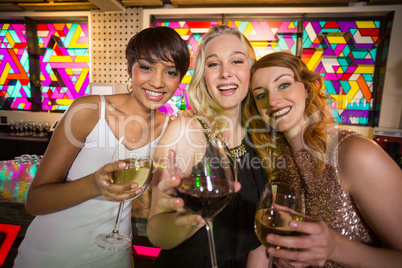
14, 95, 168, 268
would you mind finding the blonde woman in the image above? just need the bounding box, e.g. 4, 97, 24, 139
147, 25, 267, 267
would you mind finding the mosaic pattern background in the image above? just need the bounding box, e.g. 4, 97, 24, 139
0, 23, 30, 109
38, 23, 89, 111
301, 20, 382, 124
0, 22, 89, 111
228, 20, 299, 57
1, 18, 387, 126
156, 19, 385, 125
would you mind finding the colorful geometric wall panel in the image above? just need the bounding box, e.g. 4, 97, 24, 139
301, 20, 382, 125
155, 20, 221, 116
1, 17, 388, 127
228, 20, 299, 58
37, 23, 89, 111
0, 23, 31, 109
155, 20, 298, 115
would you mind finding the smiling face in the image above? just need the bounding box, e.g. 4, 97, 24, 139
251, 66, 308, 139
130, 56, 181, 110
203, 34, 251, 111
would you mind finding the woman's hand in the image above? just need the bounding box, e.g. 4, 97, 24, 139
157, 175, 205, 227
158, 148, 205, 226
266, 219, 338, 267
93, 161, 142, 201
169, 109, 195, 120
157, 174, 242, 227
156, 148, 242, 227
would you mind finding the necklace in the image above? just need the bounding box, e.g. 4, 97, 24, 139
195, 116, 246, 161
229, 143, 246, 160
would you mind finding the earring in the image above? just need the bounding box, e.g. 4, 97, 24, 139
126, 77, 133, 93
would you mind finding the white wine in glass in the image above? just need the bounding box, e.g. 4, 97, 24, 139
95, 138, 153, 250
254, 181, 304, 268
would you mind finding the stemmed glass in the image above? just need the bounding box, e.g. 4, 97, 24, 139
23, 120, 29, 135
254, 181, 305, 268
43, 122, 51, 134
36, 122, 44, 136
9, 120, 15, 135
173, 137, 235, 268
15, 120, 22, 135
95, 137, 153, 250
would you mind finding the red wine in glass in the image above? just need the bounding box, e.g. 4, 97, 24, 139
175, 175, 233, 219
173, 136, 235, 268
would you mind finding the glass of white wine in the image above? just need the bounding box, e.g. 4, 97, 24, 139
95, 137, 153, 250
254, 181, 305, 268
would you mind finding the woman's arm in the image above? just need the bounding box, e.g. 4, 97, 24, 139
147, 165, 205, 249
332, 135, 402, 266
265, 135, 402, 267
25, 96, 140, 216
147, 116, 242, 249
147, 118, 205, 249
247, 245, 269, 267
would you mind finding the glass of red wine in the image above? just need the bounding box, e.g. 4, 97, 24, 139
173, 136, 235, 268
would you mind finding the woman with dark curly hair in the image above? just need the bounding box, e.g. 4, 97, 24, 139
244, 52, 402, 267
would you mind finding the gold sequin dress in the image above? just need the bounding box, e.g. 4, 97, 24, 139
278, 129, 380, 267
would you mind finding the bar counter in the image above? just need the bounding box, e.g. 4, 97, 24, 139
0, 132, 49, 161
0, 159, 157, 267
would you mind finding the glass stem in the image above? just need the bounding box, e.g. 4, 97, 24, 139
268, 255, 274, 268
205, 218, 218, 268
112, 200, 124, 234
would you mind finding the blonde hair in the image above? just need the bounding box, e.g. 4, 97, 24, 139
243, 52, 333, 176
188, 25, 256, 133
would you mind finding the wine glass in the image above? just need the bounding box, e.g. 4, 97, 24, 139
254, 181, 304, 268
15, 120, 22, 135
37, 122, 44, 136
95, 137, 153, 250
43, 122, 51, 134
23, 120, 29, 136
173, 136, 235, 268
9, 120, 15, 135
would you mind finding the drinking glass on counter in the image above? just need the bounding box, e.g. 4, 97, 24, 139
9, 119, 16, 135
7, 119, 52, 137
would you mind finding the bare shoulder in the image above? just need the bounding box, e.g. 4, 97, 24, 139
56, 95, 102, 143
155, 115, 205, 153
162, 116, 202, 139
338, 135, 381, 158
338, 134, 402, 193
69, 94, 102, 107
63, 95, 101, 120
